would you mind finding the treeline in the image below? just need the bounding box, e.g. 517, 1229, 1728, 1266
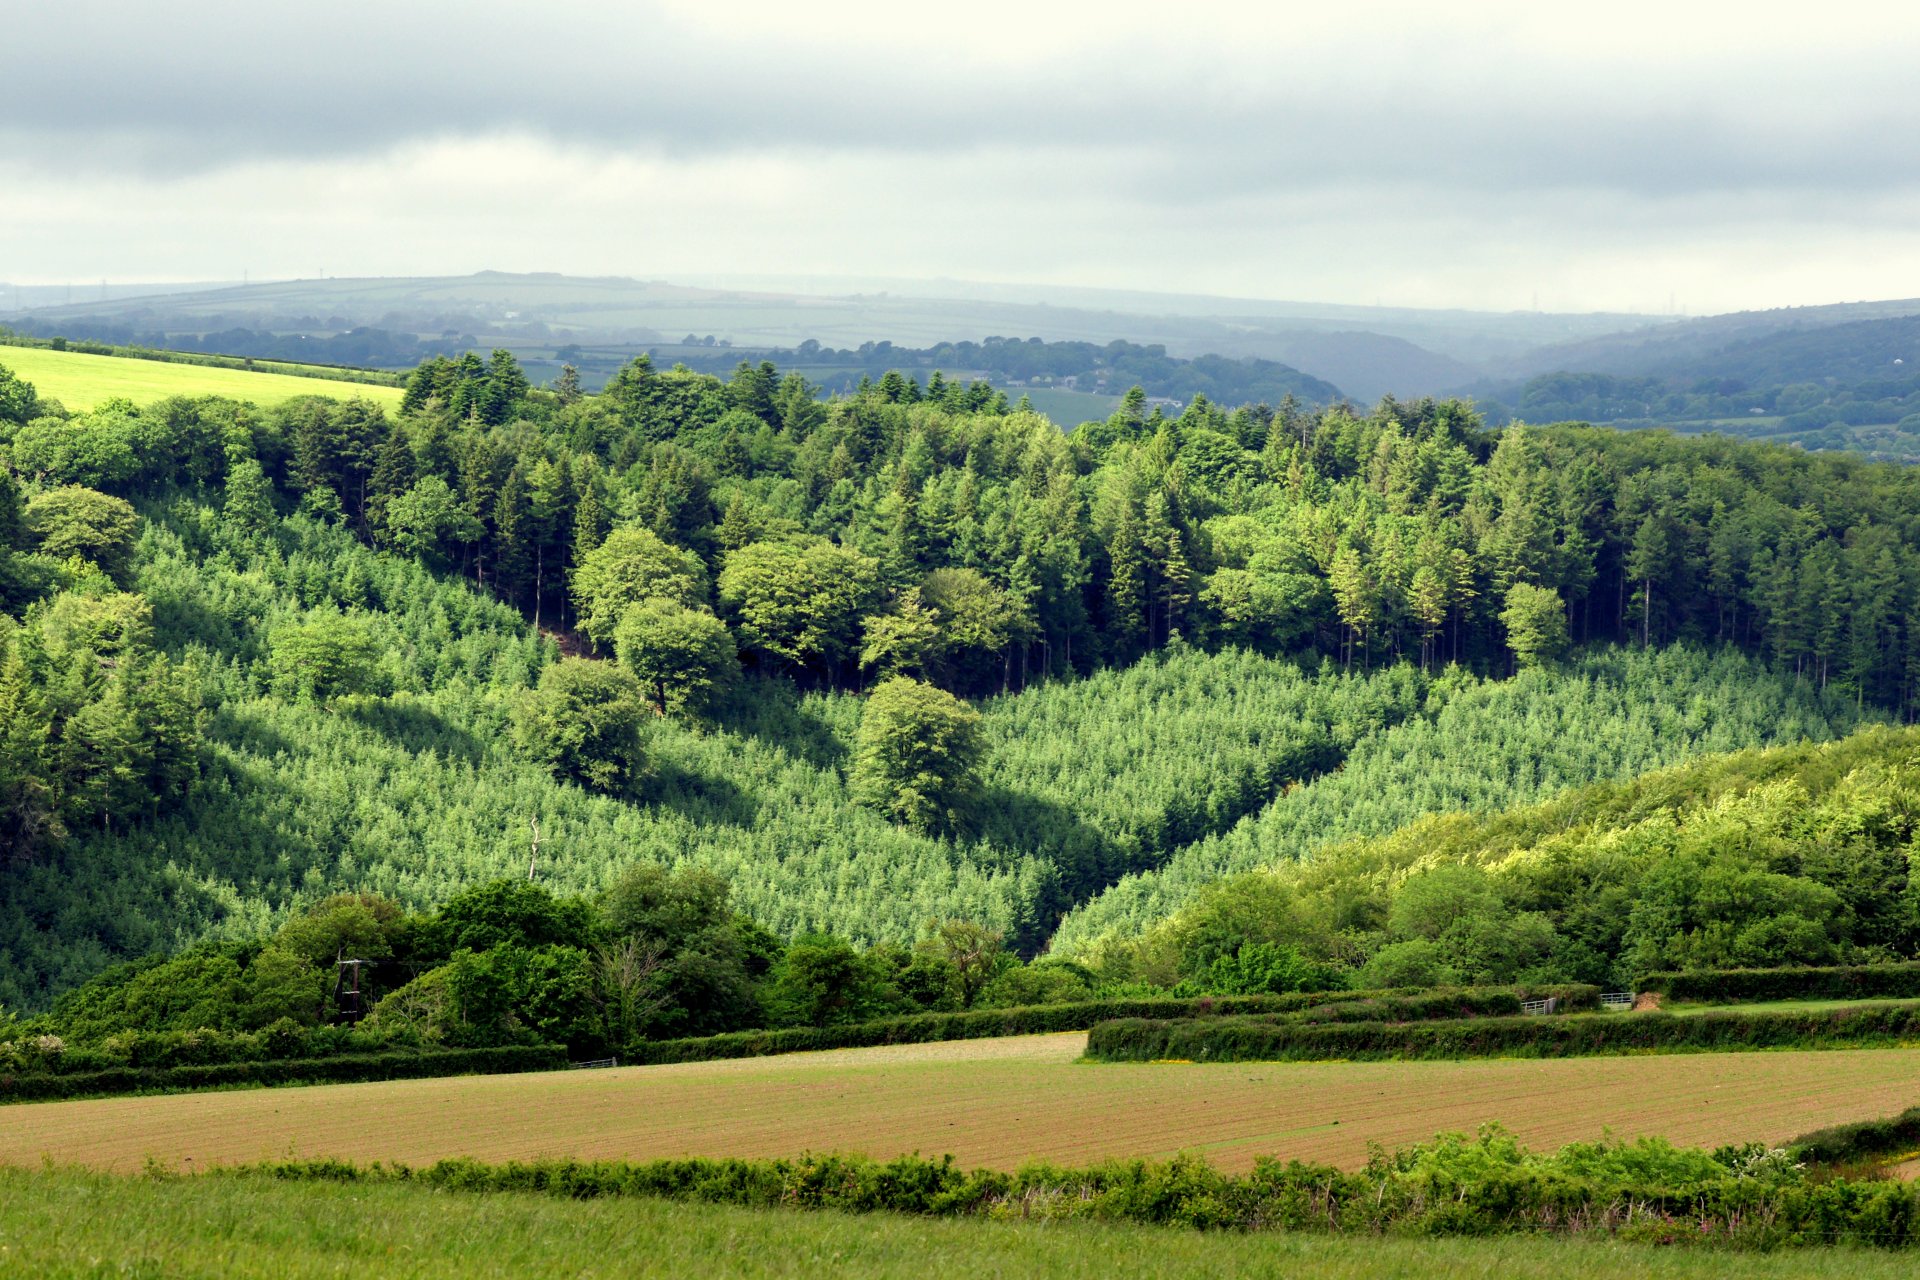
1068, 726, 1920, 991
16, 349, 1920, 708
11, 868, 1123, 1063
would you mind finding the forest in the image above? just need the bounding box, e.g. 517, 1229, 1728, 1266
0, 344, 1916, 1023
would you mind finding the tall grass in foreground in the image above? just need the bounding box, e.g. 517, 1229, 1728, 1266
1, 1166, 1916, 1280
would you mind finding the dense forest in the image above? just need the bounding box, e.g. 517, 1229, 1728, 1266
0, 345, 1915, 1017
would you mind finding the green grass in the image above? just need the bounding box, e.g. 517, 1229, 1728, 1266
1663, 998, 1920, 1018
0, 1167, 1912, 1279
0, 345, 405, 410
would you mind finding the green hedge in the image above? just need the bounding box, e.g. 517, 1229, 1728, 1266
1640, 963, 1920, 1003
0, 1045, 566, 1103
228, 1146, 1920, 1248
1791, 1105, 1920, 1167
621, 986, 1586, 1066
1087, 1002, 1920, 1063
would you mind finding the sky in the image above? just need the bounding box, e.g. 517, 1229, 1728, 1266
4, 0, 1919, 315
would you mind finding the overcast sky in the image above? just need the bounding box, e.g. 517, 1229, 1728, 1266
4, 0, 1918, 314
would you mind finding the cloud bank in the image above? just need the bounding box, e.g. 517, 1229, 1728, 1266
5, 1, 1919, 312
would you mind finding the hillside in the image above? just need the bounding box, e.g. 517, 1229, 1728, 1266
1, 348, 1917, 1013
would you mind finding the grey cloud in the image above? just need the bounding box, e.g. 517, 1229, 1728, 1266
8, 2, 1920, 201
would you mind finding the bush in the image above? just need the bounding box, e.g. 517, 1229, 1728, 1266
1087, 1000, 1920, 1064
1640, 962, 1920, 1003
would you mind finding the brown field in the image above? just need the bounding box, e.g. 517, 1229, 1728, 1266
5, 1033, 1919, 1175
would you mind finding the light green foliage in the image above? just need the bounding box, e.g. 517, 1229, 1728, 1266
1501, 582, 1570, 668
23, 486, 139, 582
513, 658, 649, 794
384, 476, 481, 564
1105, 725, 1920, 990
0, 360, 38, 424
1051, 647, 1868, 958
851, 677, 984, 836
611, 597, 736, 716
718, 540, 880, 679
269, 612, 379, 702
571, 526, 709, 648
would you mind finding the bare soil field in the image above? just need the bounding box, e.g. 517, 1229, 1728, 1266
6, 1033, 1919, 1175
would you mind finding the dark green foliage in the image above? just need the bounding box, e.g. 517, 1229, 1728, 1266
1087, 1001, 1920, 1063
0, 1045, 565, 1103
224, 1133, 1920, 1248
620, 988, 1491, 1066
1642, 963, 1920, 1003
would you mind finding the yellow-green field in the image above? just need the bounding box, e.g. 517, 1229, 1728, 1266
0, 345, 404, 410
8, 1032, 1920, 1175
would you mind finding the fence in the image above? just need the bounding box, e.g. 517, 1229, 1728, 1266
569, 1057, 619, 1070
1599, 992, 1635, 1010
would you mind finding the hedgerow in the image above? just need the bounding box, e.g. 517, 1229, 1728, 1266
1086, 1002, 1920, 1063
1641, 963, 1920, 1004
223, 1129, 1920, 1248
619, 985, 1583, 1065
0, 1044, 565, 1103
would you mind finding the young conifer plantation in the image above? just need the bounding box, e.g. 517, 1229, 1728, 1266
0, 350, 1907, 1053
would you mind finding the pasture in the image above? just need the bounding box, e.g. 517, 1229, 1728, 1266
7, 1032, 1920, 1175
11, 1166, 1919, 1280
0, 344, 405, 410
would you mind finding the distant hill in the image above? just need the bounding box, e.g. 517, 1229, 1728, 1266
1497, 299, 1920, 383
2, 271, 1662, 404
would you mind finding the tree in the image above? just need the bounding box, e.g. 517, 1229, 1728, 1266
24, 486, 139, 583
222, 458, 274, 542
612, 598, 737, 717
718, 540, 880, 682
269, 613, 379, 702
514, 658, 649, 794
850, 676, 983, 835
384, 476, 482, 567
571, 526, 709, 650
860, 587, 943, 681
1499, 582, 1569, 669
554, 364, 583, 405
0, 362, 38, 425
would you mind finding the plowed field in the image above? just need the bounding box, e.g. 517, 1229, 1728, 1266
7, 1033, 1919, 1174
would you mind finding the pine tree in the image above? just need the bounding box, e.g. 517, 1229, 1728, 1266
493, 467, 534, 610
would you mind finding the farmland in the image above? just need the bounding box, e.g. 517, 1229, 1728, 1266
0, 344, 404, 409
8, 1033, 1920, 1176
11, 1167, 1919, 1280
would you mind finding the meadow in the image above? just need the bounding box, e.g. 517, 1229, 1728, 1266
8, 1033, 1920, 1175
13, 1166, 1920, 1280
0, 344, 405, 409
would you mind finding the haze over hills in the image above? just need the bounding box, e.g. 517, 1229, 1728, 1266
0, 270, 1664, 403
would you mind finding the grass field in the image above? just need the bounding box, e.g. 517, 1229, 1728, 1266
8, 1033, 1920, 1175
2, 1165, 1915, 1279
0, 344, 405, 410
